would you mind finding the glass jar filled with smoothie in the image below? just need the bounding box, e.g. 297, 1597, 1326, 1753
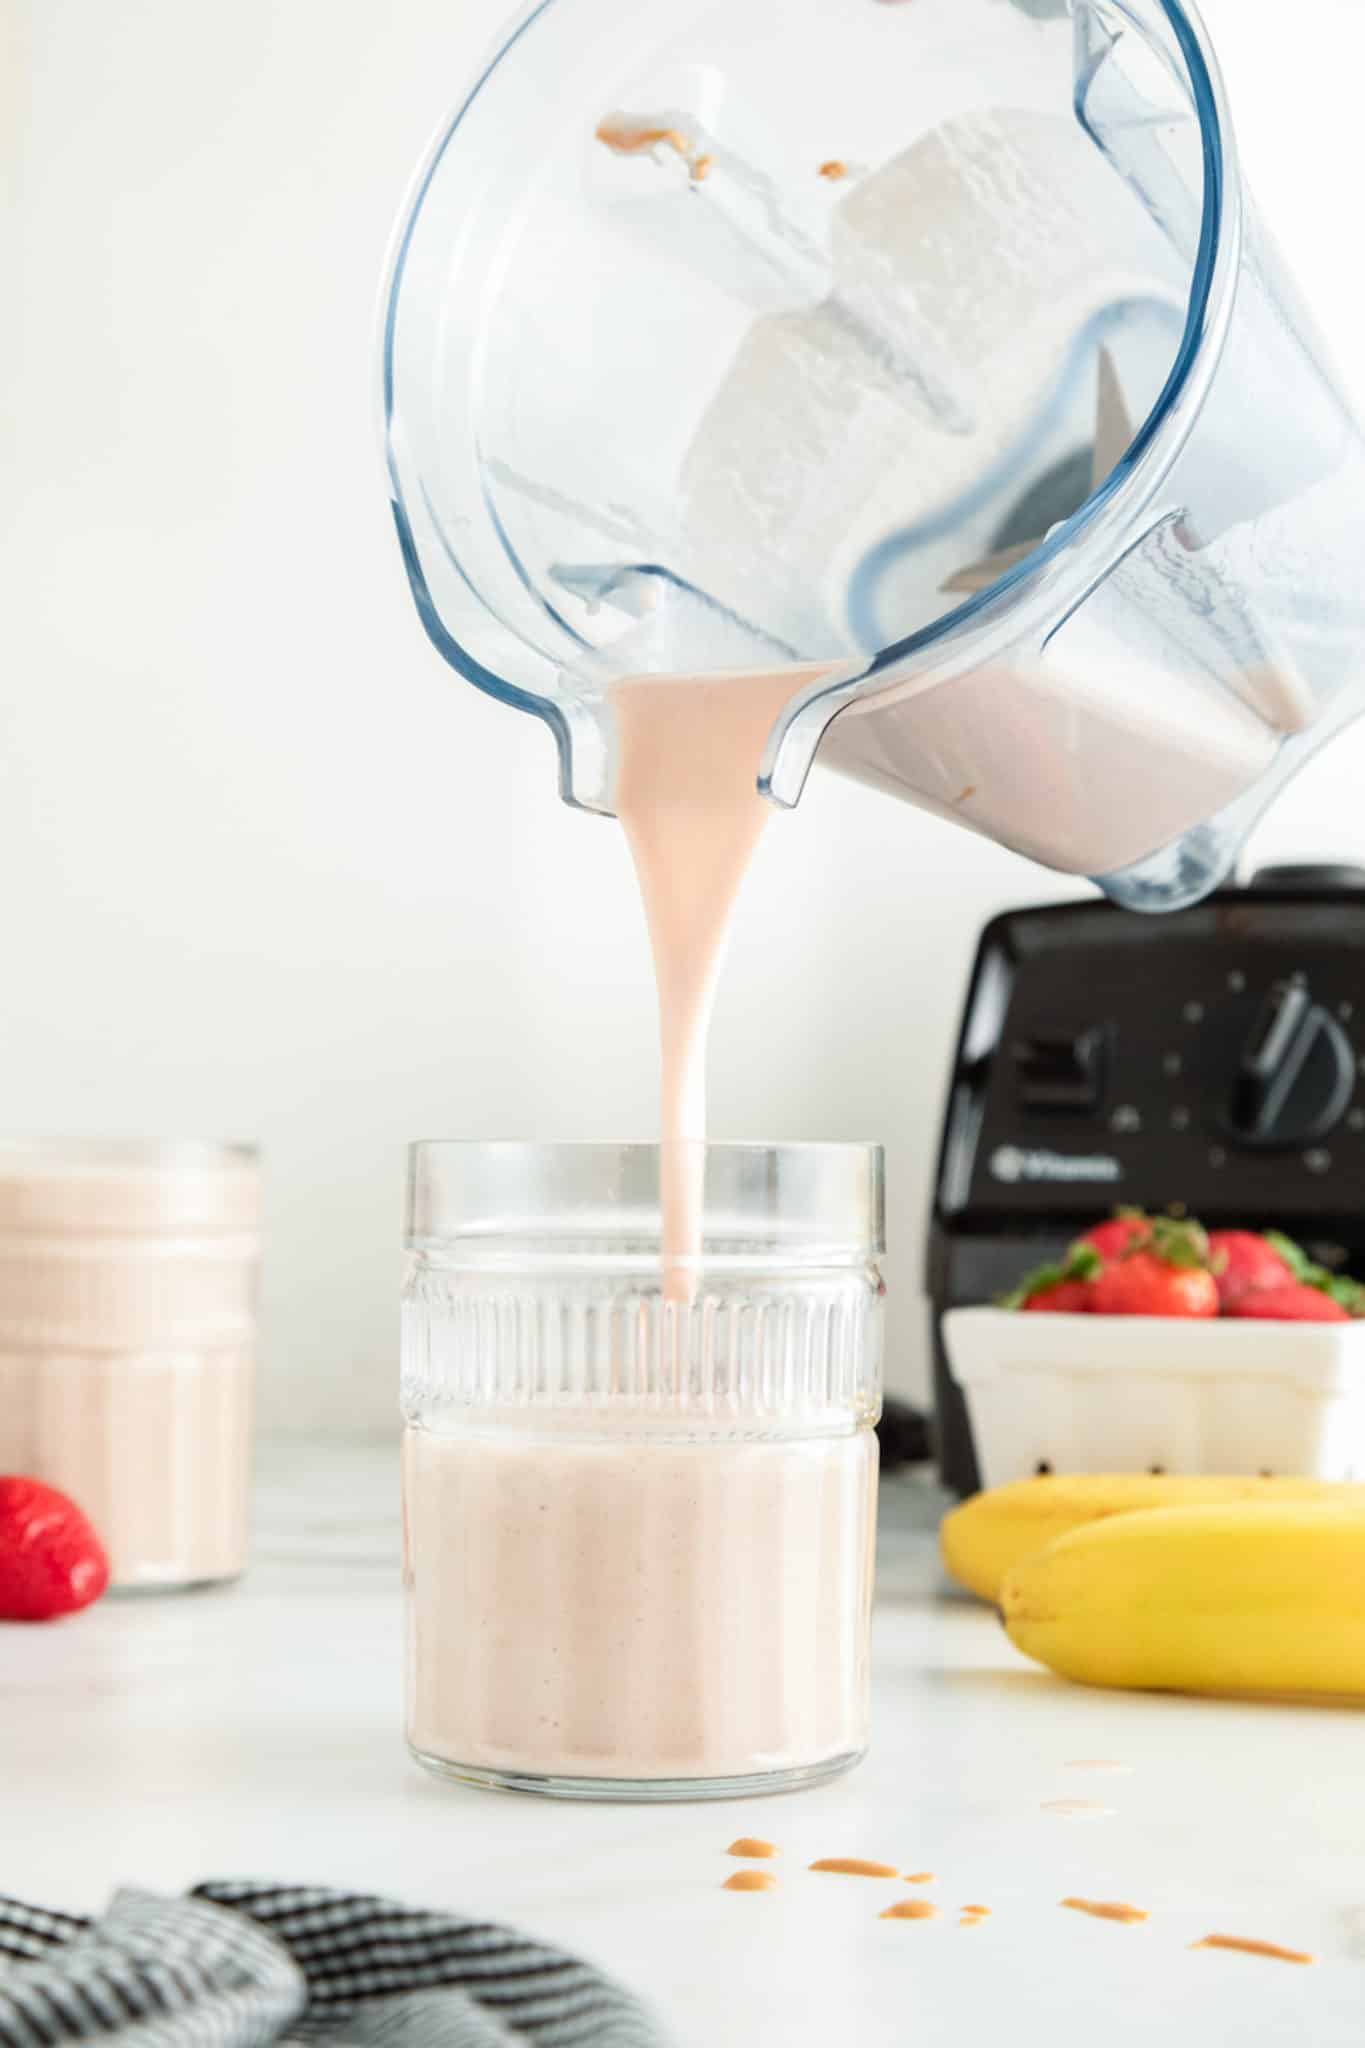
402, 1140, 884, 1799
0, 1140, 260, 1591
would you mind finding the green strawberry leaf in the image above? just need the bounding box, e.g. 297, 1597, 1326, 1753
1000, 1264, 1062, 1311
1265, 1231, 1365, 1315
1146, 1216, 1213, 1271
1000, 1242, 1102, 1310
1321, 1273, 1365, 1316
1065, 1245, 1105, 1283
1265, 1230, 1314, 1283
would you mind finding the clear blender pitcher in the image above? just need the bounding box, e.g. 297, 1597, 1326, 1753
380, 0, 1365, 912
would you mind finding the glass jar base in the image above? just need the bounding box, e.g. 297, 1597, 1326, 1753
107, 1570, 244, 1599
408, 1744, 866, 1802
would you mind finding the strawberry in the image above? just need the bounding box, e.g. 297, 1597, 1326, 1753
0, 1478, 109, 1622
1226, 1283, 1352, 1324
1089, 1218, 1219, 1319
1003, 1244, 1103, 1313
1022, 1280, 1093, 1314
1079, 1210, 1152, 1265
1091, 1252, 1219, 1318
1206, 1230, 1293, 1310
1265, 1232, 1365, 1317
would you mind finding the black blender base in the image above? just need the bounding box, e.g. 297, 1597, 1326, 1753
876, 1398, 934, 1473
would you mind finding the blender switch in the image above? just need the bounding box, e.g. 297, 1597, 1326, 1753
1011, 1030, 1107, 1112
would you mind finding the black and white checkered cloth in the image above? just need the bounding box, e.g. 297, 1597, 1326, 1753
0, 1883, 668, 2047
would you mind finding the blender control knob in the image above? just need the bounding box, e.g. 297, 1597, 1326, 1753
1224, 976, 1354, 1150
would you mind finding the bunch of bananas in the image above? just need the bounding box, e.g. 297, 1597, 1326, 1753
942, 1475, 1365, 1698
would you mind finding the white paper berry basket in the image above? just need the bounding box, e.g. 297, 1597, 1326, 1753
943, 1307, 1365, 1488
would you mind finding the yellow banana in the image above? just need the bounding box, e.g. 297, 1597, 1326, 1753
940, 1473, 1365, 1603
1002, 1502, 1365, 1698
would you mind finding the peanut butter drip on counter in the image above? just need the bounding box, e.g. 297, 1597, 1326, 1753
818, 159, 848, 180
1061, 1898, 1149, 1926
726, 1838, 777, 1859
881, 1900, 940, 1921
723, 1870, 778, 1893
809, 1858, 900, 1878
961, 1906, 991, 1918
1192, 1935, 1314, 1965
902, 1872, 935, 1884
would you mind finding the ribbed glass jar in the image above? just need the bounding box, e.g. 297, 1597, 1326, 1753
0, 1140, 260, 1591
402, 1141, 884, 1800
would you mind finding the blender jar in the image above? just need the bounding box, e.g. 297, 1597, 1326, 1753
0, 1141, 260, 1591
402, 1141, 885, 1799
383, 0, 1365, 912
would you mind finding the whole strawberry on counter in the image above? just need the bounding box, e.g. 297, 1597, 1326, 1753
0, 1477, 110, 1622
1088, 1217, 1220, 1319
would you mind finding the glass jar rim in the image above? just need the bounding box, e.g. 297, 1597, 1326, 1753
0, 1138, 258, 1170
410, 1138, 878, 1158
0, 1140, 261, 1238
407, 1141, 885, 1261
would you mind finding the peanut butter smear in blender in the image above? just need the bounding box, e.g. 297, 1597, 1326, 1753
595, 114, 709, 181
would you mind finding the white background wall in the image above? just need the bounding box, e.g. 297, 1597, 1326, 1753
7, 0, 1365, 1435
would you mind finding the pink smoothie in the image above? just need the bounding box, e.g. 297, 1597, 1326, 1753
404, 1418, 877, 1785
0, 1352, 253, 1588
612, 668, 805, 1288
0, 1145, 259, 1589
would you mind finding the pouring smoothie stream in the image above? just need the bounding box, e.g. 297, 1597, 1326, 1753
613, 669, 814, 1286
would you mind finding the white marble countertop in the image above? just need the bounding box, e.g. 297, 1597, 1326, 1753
3, 1441, 1363, 2044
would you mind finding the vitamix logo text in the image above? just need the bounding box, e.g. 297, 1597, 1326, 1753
989, 1146, 1122, 1187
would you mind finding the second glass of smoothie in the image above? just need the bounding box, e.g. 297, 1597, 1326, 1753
0, 1139, 260, 1591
